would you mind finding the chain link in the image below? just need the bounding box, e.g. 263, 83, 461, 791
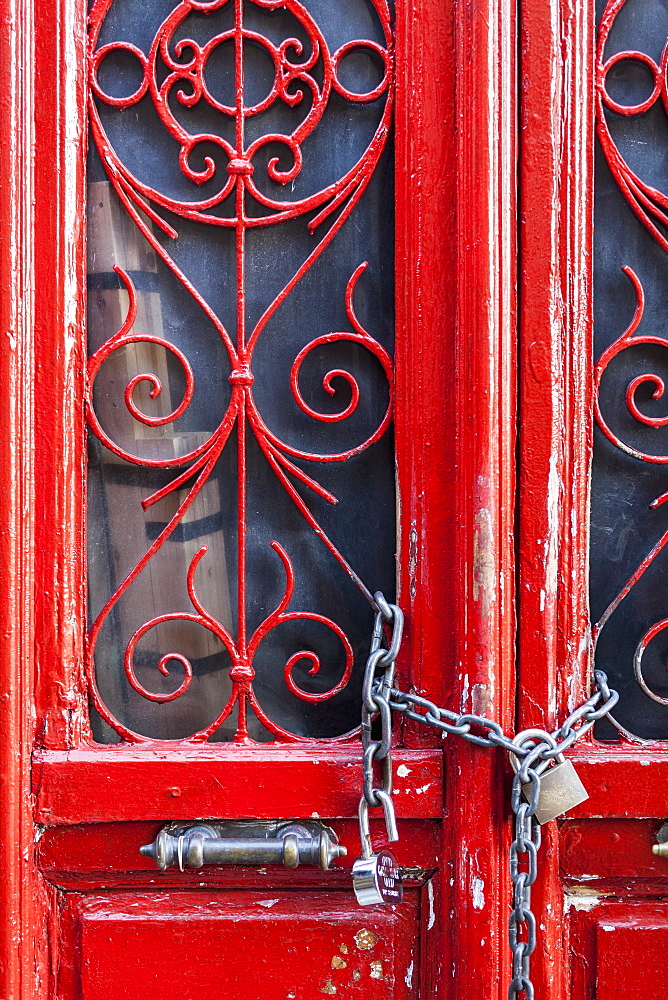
358, 594, 619, 1000
359, 592, 403, 849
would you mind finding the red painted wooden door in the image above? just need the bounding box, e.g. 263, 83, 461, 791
10, 0, 668, 996
1, 1, 499, 998
516, 0, 668, 995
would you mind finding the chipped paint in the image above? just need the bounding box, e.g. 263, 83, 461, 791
355, 929, 378, 950
545, 452, 560, 605
427, 878, 436, 929
331, 956, 347, 970
352, 971, 361, 983
473, 508, 496, 617
339, 943, 349, 955
564, 889, 603, 912
370, 961, 384, 980
471, 682, 492, 717
400, 866, 432, 880
256, 898, 280, 908
405, 961, 414, 988
397, 764, 411, 777
408, 523, 418, 600
460, 672, 470, 712
472, 876, 485, 910
321, 980, 337, 994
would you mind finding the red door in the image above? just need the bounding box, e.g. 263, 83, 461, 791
7, 0, 668, 997
517, 0, 668, 995
1, 1, 472, 997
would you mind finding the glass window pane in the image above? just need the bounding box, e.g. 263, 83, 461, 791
592, 0, 668, 739
86, 0, 395, 743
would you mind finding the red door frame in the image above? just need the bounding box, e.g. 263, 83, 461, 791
0, 1, 520, 999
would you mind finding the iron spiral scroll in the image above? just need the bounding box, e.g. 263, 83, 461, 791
595, 0, 668, 734
86, 0, 395, 742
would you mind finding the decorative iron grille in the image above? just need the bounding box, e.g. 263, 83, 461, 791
593, 0, 668, 738
86, 0, 395, 743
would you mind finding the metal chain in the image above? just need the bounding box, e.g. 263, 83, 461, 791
360, 592, 403, 844
358, 593, 619, 1000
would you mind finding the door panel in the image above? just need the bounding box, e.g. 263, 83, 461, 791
31, 748, 443, 824
571, 904, 668, 1000
35, 819, 441, 886
57, 891, 420, 1000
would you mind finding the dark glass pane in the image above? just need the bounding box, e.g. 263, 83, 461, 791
592, 0, 668, 738
86, 0, 395, 742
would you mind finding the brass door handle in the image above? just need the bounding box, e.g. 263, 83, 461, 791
140, 820, 346, 871
652, 823, 668, 857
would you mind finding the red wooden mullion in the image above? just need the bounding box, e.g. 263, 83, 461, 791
448, 0, 519, 996
517, 0, 594, 735
517, 0, 595, 995
34, 0, 88, 751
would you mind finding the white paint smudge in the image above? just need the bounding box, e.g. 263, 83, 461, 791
472, 877, 485, 910
397, 764, 411, 777
405, 962, 414, 988
460, 674, 470, 710
257, 898, 281, 908
427, 879, 436, 930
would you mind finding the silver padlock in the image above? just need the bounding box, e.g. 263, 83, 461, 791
511, 730, 589, 825
353, 798, 403, 906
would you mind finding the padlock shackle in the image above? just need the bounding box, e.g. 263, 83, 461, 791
358, 798, 373, 860
510, 729, 561, 783
357, 791, 399, 860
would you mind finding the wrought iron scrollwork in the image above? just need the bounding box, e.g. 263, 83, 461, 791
86, 0, 394, 742
595, 0, 668, 736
